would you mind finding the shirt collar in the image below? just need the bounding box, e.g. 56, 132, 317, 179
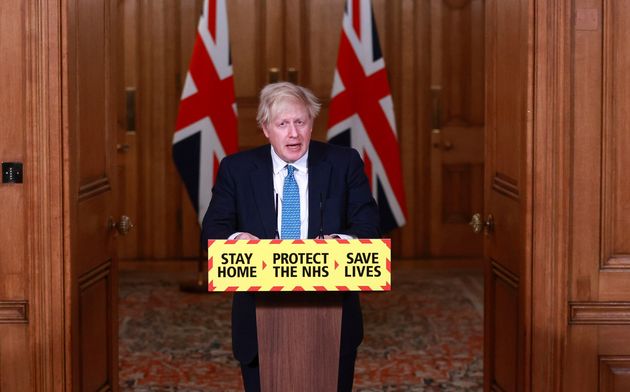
270, 146, 309, 175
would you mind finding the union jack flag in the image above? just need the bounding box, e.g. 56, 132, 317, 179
173, 0, 238, 224
327, 0, 407, 232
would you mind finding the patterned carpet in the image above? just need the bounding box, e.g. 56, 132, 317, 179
119, 267, 483, 391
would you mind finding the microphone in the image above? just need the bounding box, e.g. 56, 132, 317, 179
274, 192, 280, 239
319, 193, 324, 239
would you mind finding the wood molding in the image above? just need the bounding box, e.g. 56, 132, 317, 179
0, 300, 29, 323
491, 382, 508, 392
530, 0, 572, 390
570, 302, 630, 324
414, 0, 432, 259
25, 0, 67, 390
490, 260, 519, 289
602, 255, 630, 270
78, 261, 112, 291
77, 261, 114, 392
492, 173, 520, 200
78, 177, 112, 201
600, 0, 625, 275
599, 356, 630, 391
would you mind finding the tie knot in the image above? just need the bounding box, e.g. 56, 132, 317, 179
287, 165, 296, 176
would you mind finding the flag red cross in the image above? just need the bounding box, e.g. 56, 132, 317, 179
207, 0, 217, 40
352, 0, 361, 39
328, 34, 406, 207
175, 34, 237, 154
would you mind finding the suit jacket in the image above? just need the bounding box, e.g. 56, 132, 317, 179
201, 140, 380, 364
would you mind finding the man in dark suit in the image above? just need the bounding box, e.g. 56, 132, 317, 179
201, 82, 379, 391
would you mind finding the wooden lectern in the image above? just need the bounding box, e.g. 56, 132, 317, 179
256, 293, 342, 392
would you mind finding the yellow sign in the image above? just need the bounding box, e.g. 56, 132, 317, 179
207, 239, 391, 292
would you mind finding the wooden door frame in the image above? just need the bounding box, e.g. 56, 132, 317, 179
529, 1, 571, 391
25, 1, 67, 390
22, 0, 572, 390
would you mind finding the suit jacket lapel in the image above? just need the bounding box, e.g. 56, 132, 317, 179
308, 142, 331, 238
250, 147, 276, 239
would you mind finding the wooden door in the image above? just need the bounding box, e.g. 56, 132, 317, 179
484, 0, 531, 390
228, 0, 346, 146
117, 0, 202, 261
66, 0, 120, 390
429, 0, 484, 257
563, 2, 630, 390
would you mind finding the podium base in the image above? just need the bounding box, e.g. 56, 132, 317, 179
256, 293, 342, 391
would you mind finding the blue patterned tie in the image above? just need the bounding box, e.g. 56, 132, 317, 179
281, 165, 301, 239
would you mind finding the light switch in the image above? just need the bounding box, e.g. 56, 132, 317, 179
2, 162, 23, 184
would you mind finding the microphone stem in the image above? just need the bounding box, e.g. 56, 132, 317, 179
319, 193, 324, 239
274, 192, 279, 239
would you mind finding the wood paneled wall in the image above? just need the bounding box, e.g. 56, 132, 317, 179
528, 0, 630, 389
563, 1, 630, 390
0, 0, 66, 390
0, 1, 33, 389
119, 0, 440, 260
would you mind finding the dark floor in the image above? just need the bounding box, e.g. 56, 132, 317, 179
118, 267, 483, 391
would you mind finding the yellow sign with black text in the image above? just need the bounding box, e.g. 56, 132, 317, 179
207, 239, 391, 292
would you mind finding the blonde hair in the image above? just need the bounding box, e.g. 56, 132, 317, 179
256, 82, 321, 128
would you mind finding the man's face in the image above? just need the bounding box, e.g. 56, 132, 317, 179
262, 99, 313, 163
